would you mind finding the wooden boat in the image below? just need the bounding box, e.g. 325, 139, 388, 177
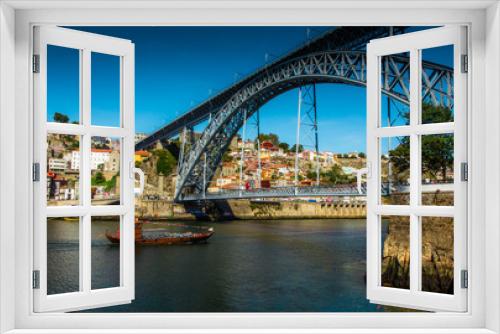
105, 220, 214, 245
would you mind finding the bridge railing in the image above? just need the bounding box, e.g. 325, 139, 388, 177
179, 184, 367, 201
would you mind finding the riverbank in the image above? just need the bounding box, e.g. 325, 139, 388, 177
135, 198, 366, 221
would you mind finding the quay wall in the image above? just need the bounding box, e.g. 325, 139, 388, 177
135, 199, 366, 220
217, 199, 366, 220
136, 199, 196, 220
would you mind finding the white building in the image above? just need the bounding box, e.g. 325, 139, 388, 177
71, 149, 114, 171
237, 139, 254, 150
48, 158, 67, 171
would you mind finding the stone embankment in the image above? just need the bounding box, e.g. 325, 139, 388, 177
217, 199, 366, 220
135, 198, 366, 220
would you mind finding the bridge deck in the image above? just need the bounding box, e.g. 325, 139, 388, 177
179, 185, 367, 201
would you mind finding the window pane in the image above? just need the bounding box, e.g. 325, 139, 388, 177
47, 45, 80, 124
422, 216, 454, 294
91, 136, 121, 205
91, 52, 120, 127
380, 136, 410, 205
91, 216, 120, 289
421, 45, 454, 124
380, 52, 410, 127
47, 134, 80, 206
47, 217, 80, 295
421, 134, 454, 206
381, 215, 410, 289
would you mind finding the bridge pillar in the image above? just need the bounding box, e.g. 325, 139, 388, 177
294, 84, 321, 190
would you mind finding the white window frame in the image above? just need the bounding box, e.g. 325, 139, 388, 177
0, 1, 498, 333
33, 26, 136, 312
366, 26, 468, 312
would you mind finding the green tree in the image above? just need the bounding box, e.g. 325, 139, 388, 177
164, 140, 181, 160
388, 137, 410, 182
389, 103, 453, 181
278, 142, 290, 152
422, 134, 454, 180
91, 171, 106, 186
358, 152, 366, 158
53, 112, 69, 123
222, 150, 232, 163
323, 165, 351, 185
155, 149, 177, 176
307, 169, 319, 181
257, 133, 279, 146
290, 144, 304, 153
105, 173, 118, 192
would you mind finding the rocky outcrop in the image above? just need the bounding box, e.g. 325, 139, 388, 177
381, 217, 410, 289
421, 217, 454, 294
381, 214, 454, 294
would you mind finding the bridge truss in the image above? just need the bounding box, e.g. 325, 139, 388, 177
174, 49, 454, 201
136, 27, 408, 151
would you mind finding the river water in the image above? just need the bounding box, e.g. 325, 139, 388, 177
47, 218, 387, 312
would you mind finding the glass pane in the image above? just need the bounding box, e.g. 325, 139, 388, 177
381, 215, 410, 289
421, 45, 454, 124
91, 136, 121, 205
380, 52, 410, 127
47, 217, 79, 295
380, 136, 410, 205
91, 52, 121, 127
91, 216, 120, 289
421, 134, 454, 206
47, 45, 80, 124
47, 133, 80, 206
422, 216, 454, 294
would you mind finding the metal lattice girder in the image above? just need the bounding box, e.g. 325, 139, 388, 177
175, 50, 453, 201
136, 27, 408, 151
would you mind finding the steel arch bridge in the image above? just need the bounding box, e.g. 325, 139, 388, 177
174, 50, 454, 201
136, 27, 410, 151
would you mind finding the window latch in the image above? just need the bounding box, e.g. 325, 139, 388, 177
33, 163, 40, 182
461, 269, 468, 289
32, 54, 40, 73
33, 270, 40, 289
461, 162, 468, 182
461, 54, 468, 73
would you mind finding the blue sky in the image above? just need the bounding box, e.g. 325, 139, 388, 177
47, 26, 451, 153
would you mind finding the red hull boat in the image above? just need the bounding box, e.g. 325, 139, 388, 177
106, 220, 214, 245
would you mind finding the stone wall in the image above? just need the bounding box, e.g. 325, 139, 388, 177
219, 199, 366, 220
135, 199, 196, 220
135, 198, 366, 220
